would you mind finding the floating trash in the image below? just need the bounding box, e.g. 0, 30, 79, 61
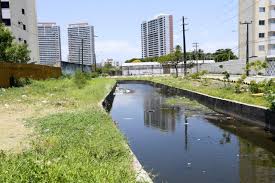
123, 118, 134, 120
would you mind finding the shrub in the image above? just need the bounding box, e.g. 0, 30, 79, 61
249, 80, 261, 94
189, 70, 208, 79
73, 70, 87, 89
10, 77, 32, 87
266, 91, 275, 111
90, 72, 99, 78
234, 83, 241, 94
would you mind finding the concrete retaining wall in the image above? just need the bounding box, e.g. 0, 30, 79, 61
61, 61, 92, 75
118, 80, 275, 133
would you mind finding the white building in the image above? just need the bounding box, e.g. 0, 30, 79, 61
0, 0, 40, 63
141, 14, 174, 58
239, 0, 275, 59
38, 22, 61, 66
102, 58, 120, 67
68, 23, 96, 66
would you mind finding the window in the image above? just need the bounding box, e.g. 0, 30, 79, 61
259, 45, 265, 51
259, 33, 265, 38
259, 20, 265, 25
259, 7, 265, 12
18, 38, 22, 42
2, 19, 11, 26
24, 40, 27, 44
22, 9, 25, 15
1, 2, 10, 8
23, 24, 26, 30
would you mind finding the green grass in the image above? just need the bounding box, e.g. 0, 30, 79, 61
120, 76, 270, 108
0, 78, 138, 183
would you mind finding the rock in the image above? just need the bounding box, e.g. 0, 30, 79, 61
4, 104, 9, 108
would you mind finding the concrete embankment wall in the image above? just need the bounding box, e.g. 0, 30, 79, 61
0, 62, 61, 88
118, 80, 275, 133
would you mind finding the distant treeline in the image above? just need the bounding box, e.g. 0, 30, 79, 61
125, 49, 237, 63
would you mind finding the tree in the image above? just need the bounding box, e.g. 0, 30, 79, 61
0, 23, 30, 63
213, 49, 237, 62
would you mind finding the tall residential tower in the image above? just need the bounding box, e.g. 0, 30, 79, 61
38, 23, 62, 66
141, 14, 174, 58
0, 0, 40, 63
239, 0, 275, 60
68, 23, 96, 65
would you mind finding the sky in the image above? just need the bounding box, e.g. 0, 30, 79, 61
37, 0, 239, 63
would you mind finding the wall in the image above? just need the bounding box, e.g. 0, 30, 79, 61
117, 80, 275, 133
61, 61, 92, 75
0, 62, 61, 88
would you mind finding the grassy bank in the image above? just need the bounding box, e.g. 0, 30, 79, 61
120, 76, 270, 108
0, 78, 138, 182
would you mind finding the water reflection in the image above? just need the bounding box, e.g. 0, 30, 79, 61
143, 92, 180, 132
110, 84, 275, 183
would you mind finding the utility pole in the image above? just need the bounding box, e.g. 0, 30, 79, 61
182, 16, 188, 76
193, 42, 199, 73
240, 21, 252, 76
81, 38, 84, 73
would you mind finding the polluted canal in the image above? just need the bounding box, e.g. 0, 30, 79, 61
110, 83, 275, 183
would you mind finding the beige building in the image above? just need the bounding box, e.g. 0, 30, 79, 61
239, 0, 275, 60
0, 0, 40, 63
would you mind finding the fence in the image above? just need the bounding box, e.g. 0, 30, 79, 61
0, 62, 61, 88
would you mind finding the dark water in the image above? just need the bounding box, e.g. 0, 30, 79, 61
110, 84, 275, 183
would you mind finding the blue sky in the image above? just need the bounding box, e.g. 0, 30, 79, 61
37, 0, 238, 63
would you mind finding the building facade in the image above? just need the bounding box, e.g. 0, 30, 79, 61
239, 0, 275, 59
0, 0, 40, 63
68, 23, 96, 66
141, 14, 174, 58
38, 23, 61, 66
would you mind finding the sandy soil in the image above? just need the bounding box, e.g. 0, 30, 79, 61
0, 104, 33, 152
0, 100, 66, 152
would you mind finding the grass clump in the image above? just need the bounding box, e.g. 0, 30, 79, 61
73, 70, 87, 89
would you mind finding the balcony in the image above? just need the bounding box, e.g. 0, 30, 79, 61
270, 0, 275, 6
268, 49, 275, 56
269, 36, 275, 44
270, 10, 275, 18
269, 22, 275, 31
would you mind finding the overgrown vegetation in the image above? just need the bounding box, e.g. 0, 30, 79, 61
0, 78, 139, 182
122, 76, 272, 108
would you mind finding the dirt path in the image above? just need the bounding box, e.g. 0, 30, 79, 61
0, 104, 32, 152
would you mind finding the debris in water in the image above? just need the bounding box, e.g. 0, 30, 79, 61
124, 118, 133, 120
202, 170, 207, 174
187, 163, 192, 168
197, 139, 201, 141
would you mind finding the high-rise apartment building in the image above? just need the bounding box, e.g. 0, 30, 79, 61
0, 0, 40, 63
38, 23, 61, 66
141, 14, 174, 58
68, 23, 96, 65
239, 0, 275, 60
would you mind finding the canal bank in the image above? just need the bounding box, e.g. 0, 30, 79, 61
117, 80, 275, 133
102, 83, 153, 183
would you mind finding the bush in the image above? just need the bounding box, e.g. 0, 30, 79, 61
234, 83, 241, 94
10, 77, 32, 87
73, 70, 87, 89
90, 72, 99, 78
249, 80, 261, 94
266, 91, 275, 111
189, 70, 208, 79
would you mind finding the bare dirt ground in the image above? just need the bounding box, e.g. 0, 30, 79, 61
0, 104, 33, 152
0, 101, 66, 152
